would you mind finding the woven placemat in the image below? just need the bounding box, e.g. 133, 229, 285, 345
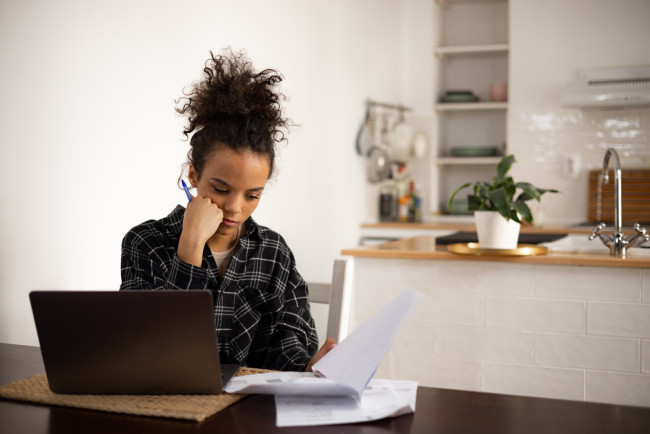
0, 366, 270, 422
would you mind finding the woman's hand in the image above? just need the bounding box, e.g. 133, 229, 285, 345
305, 337, 337, 372
178, 195, 223, 266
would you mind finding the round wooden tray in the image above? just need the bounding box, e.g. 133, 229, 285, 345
447, 242, 548, 256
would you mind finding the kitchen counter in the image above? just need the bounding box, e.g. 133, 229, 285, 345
340, 234, 650, 408
362, 221, 595, 234
343, 235, 650, 268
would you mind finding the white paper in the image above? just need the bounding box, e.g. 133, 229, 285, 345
224, 288, 424, 401
311, 288, 425, 399
274, 379, 418, 427
224, 371, 357, 397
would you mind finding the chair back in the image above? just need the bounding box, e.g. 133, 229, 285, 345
307, 259, 351, 342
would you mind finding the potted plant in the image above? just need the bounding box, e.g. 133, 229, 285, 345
447, 155, 558, 249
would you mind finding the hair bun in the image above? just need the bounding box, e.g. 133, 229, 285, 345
176, 48, 288, 141
176, 48, 291, 180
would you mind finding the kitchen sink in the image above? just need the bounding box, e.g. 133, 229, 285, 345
542, 233, 650, 256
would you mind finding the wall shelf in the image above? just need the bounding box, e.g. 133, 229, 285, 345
436, 102, 508, 111
435, 43, 509, 56
437, 156, 503, 165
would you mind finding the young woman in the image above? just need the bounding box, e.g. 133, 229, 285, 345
120, 49, 335, 372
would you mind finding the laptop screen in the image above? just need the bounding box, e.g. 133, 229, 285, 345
30, 290, 237, 395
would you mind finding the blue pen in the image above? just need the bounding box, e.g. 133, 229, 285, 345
181, 179, 193, 203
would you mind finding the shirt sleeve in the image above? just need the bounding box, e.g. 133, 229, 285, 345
119, 227, 212, 290
266, 262, 319, 371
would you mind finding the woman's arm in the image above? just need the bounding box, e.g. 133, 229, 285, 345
119, 227, 213, 290
177, 196, 223, 266
265, 269, 320, 371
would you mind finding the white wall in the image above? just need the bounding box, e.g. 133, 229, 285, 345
0, 0, 437, 345
508, 0, 650, 225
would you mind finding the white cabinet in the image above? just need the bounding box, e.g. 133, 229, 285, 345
431, 0, 509, 216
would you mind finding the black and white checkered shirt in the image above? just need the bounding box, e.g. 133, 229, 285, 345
120, 205, 318, 371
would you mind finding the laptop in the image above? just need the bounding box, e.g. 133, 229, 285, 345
29, 290, 239, 395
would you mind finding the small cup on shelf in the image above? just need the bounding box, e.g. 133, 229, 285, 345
489, 82, 508, 102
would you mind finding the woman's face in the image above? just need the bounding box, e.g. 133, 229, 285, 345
188, 146, 270, 237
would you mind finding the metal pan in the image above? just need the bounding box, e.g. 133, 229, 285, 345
366, 145, 392, 183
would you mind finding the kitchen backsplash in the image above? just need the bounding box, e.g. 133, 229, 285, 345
508, 107, 650, 225
513, 107, 650, 168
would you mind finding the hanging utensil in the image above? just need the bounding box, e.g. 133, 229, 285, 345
391, 109, 413, 163
412, 131, 428, 159
355, 105, 373, 156
366, 144, 392, 183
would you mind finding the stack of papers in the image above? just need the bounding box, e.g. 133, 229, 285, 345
224, 288, 424, 426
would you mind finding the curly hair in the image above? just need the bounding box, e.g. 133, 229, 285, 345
175, 49, 290, 180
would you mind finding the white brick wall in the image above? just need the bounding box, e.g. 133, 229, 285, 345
351, 258, 650, 407
434, 325, 533, 363
435, 261, 534, 296
587, 371, 650, 407
484, 362, 584, 401
485, 297, 586, 333
417, 292, 483, 326
535, 333, 640, 372
643, 341, 650, 374
535, 265, 641, 302
588, 302, 650, 338
393, 353, 483, 391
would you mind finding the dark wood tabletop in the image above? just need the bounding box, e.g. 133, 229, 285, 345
1, 343, 649, 433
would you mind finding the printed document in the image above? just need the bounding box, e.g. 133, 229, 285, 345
275, 379, 417, 427
225, 288, 424, 400
224, 289, 424, 426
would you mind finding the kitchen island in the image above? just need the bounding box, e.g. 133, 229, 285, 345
340, 234, 650, 408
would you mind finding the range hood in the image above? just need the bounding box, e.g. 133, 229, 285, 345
560, 65, 650, 108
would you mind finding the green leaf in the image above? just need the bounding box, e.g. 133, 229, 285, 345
447, 182, 471, 211
496, 155, 515, 181
476, 182, 490, 202
467, 194, 483, 210
512, 200, 533, 223
504, 181, 516, 202
538, 187, 559, 195
488, 187, 510, 219
516, 182, 541, 201
508, 209, 522, 224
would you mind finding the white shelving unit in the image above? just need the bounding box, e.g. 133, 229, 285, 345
431, 0, 509, 217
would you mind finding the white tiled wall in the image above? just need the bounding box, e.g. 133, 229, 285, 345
351, 257, 650, 407
507, 107, 650, 226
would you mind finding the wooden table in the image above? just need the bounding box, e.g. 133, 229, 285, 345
1, 344, 649, 433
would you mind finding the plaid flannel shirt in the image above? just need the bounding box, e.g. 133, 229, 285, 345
120, 205, 318, 371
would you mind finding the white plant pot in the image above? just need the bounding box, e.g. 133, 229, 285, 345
474, 211, 521, 249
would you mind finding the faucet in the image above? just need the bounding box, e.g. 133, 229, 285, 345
589, 148, 649, 257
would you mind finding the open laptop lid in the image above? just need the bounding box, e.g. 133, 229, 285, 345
29, 290, 237, 395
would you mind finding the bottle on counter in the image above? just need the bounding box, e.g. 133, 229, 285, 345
379, 179, 393, 222
379, 173, 399, 222
398, 194, 411, 222
409, 180, 422, 222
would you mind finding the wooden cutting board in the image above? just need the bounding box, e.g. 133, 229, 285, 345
588, 169, 650, 225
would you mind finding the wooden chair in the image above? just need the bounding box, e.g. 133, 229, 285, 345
307, 259, 351, 343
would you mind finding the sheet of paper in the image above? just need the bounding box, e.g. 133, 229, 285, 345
311, 288, 425, 399
224, 288, 424, 400
224, 371, 357, 397
274, 379, 418, 427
